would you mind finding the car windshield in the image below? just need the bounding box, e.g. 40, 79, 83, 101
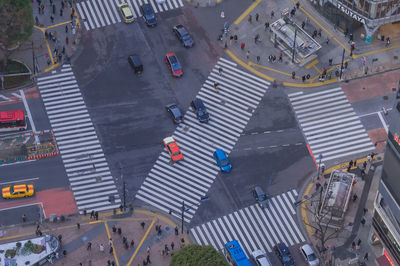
182, 34, 191, 41
173, 152, 181, 156
169, 57, 180, 71
146, 13, 155, 19
258, 194, 267, 201
308, 253, 317, 261
282, 253, 293, 263
220, 158, 230, 167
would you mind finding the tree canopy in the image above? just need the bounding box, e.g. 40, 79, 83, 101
170, 244, 228, 266
0, 0, 33, 71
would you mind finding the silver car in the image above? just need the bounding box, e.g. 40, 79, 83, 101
300, 244, 319, 266
252, 186, 268, 209
251, 250, 272, 266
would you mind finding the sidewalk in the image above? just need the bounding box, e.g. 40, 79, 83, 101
0, 208, 189, 266
297, 154, 383, 265
191, 0, 400, 87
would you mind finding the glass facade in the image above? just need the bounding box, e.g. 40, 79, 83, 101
336, 0, 400, 19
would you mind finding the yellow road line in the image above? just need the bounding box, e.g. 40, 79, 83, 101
301, 183, 313, 235
234, 0, 262, 25
127, 218, 156, 266
305, 59, 318, 69
104, 222, 120, 266
353, 44, 400, 59
226, 50, 274, 81
134, 209, 176, 227
47, 20, 72, 29
249, 62, 294, 77
283, 78, 337, 87
291, 0, 350, 53
312, 64, 321, 74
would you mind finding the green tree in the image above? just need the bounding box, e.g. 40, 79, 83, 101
0, 0, 33, 72
170, 244, 228, 266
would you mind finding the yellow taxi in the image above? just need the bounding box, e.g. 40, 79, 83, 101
118, 3, 135, 23
2, 184, 34, 199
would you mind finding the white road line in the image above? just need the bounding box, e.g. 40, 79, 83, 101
0, 177, 39, 185
20, 90, 39, 143
378, 111, 388, 133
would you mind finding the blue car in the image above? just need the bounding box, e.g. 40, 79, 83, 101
274, 243, 295, 266
213, 149, 231, 172
140, 4, 157, 27
173, 25, 194, 48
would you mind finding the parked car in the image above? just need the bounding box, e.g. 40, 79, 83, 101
141, 4, 157, 27
165, 104, 184, 124
251, 250, 272, 266
163, 136, 183, 162
213, 149, 231, 172
173, 24, 194, 48
274, 243, 295, 266
128, 54, 143, 74
300, 244, 319, 266
165, 53, 183, 77
118, 3, 134, 23
2, 184, 34, 199
252, 186, 268, 209
190, 98, 209, 122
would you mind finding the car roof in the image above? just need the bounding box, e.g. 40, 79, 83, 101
176, 25, 187, 34
276, 243, 289, 253
300, 244, 314, 255
255, 186, 265, 195
120, 4, 132, 15
215, 149, 227, 158
251, 249, 264, 257
193, 98, 204, 107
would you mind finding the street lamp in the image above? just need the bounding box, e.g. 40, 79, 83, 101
317, 154, 323, 180
119, 162, 126, 211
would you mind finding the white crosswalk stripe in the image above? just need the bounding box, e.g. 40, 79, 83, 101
190, 190, 304, 255
135, 58, 269, 222
37, 65, 120, 213
288, 87, 375, 163
76, 0, 184, 31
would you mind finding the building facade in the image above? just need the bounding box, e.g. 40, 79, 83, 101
312, 0, 400, 43
370, 99, 400, 265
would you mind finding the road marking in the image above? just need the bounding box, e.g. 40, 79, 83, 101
0, 177, 39, 185
0, 160, 37, 167
0, 201, 44, 213
378, 111, 389, 133
305, 59, 318, 69
127, 218, 156, 266
20, 89, 39, 144
257, 146, 264, 149
234, 0, 262, 24
11, 93, 22, 99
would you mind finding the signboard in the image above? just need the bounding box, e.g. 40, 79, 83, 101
336, 2, 366, 24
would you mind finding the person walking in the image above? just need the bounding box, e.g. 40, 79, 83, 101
256, 56, 260, 63
95, 211, 99, 220
233, 35, 238, 43
364, 252, 369, 261
22, 214, 27, 222
52, 4, 56, 14
130, 240, 134, 247
60, 8, 63, 16
246, 50, 250, 59
270, 11, 274, 18
361, 218, 366, 226
264, 21, 269, 31
77, 223, 80, 229
240, 43, 245, 50
117, 228, 122, 235
87, 242, 92, 251
386, 37, 390, 47
90, 210, 95, 219
109, 246, 113, 254
171, 242, 175, 250
146, 254, 151, 264
248, 15, 252, 23
141, 222, 145, 229
175, 226, 179, 235
109, 238, 113, 246
301, 21, 305, 29
65, 36, 69, 45
218, 67, 223, 76
255, 13, 259, 22
279, 52, 282, 62
213, 82, 220, 92
50, 15, 54, 23
100, 244, 105, 252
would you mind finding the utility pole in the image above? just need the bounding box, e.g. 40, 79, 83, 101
292, 26, 297, 63
32, 41, 35, 77
119, 162, 126, 211
317, 154, 323, 180
181, 201, 184, 234
339, 48, 345, 79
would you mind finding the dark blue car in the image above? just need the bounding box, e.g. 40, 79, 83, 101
191, 98, 209, 123
213, 149, 231, 172
141, 4, 157, 27
274, 243, 295, 266
173, 25, 194, 48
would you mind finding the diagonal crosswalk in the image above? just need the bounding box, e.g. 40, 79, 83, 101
76, 0, 184, 31
37, 64, 121, 213
288, 87, 375, 163
190, 190, 305, 256
135, 58, 270, 222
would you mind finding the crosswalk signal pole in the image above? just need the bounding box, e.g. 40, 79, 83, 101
181, 201, 185, 234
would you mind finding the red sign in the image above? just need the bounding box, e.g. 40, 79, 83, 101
384, 249, 395, 266
394, 133, 400, 146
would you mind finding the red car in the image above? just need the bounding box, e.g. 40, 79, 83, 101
165, 53, 183, 77
163, 136, 183, 162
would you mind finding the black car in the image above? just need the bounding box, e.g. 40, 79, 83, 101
252, 186, 268, 209
191, 98, 209, 123
166, 104, 184, 124
128, 54, 143, 74
274, 243, 295, 266
141, 4, 157, 27
173, 25, 194, 48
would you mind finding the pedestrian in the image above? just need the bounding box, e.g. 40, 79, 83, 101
95, 211, 99, 220
270, 11, 274, 18
354, 160, 357, 167
255, 13, 259, 22
112, 225, 117, 233
62, 249, 67, 256
83, 209, 87, 216
264, 21, 269, 31
72, 27, 76, 36
246, 50, 250, 59
117, 227, 122, 235
146, 254, 151, 264
50, 0, 53, 4
77, 223, 80, 229
109, 238, 113, 246
296, 1, 300, 8
254, 34, 259, 44
386, 37, 390, 47
302, 76, 305, 82
318, 29, 322, 37
328, 58, 332, 66
55, 252, 59, 259
41, 4, 44, 14
62, 46, 65, 54
292, 71, 296, 79
248, 15, 252, 23
61, 1, 64, 9
38, 230, 42, 236
60, 8, 63, 16
306, 74, 311, 80
65, 36, 69, 45
90, 210, 95, 219
279, 52, 282, 62
218, 67, 223, 76
240, 43, 245, 50
229, 35, 233, 45
220, 10, 225, 18
109, 246, 113, 254
38, 5, 41, 14
130, 240, 134, 247
171, 242, 175, 250
367, 154, 372, 162
22, 214, 27, 222
326, 37, 329, 45
363, 161, 367, 169
58, 234, 62, 243
349, 160, 353, 167
164, 244, 168, 251
58, 53, 62, 62
180, 238, 185, 248
233, 35, 238, 43
123, 236, 127, 244
256, 55, 260, 63
50, 15, 54, 23
175, 226, 179, 235
35, 16, 39, 26
344, 61, 348, 69
363, 208, 368, 214
361, 169, 366, 178
143, 260, 148, 266
361, 217, 366, 226
100, 244, 104, 252
364, 252, 369, 260
301, 21, 305, 29
349, 33, 353, 42
272, 55, 276, 62
141, 222, 145, 229
52, 4, 56, 14
371, 152, 375, 160
357, 238, 362, 246
147, 246, 151, 253
87, 242, 92, 250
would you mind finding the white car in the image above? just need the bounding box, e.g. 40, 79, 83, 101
251, 250, 272, 266
300, 244, 319, 266
156, 0, 166, 4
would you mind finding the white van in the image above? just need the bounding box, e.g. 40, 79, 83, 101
251, 250, 272, 266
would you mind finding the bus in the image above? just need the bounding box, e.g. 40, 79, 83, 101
0, 110, 27, 132
224, 240, 252, 266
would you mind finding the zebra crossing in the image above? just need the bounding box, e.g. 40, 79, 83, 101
288, 87, 375, 163
36, 64, 121, 213
191, 190, 305, 256
76, 0, 184, 31
135, 58, 270, 222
